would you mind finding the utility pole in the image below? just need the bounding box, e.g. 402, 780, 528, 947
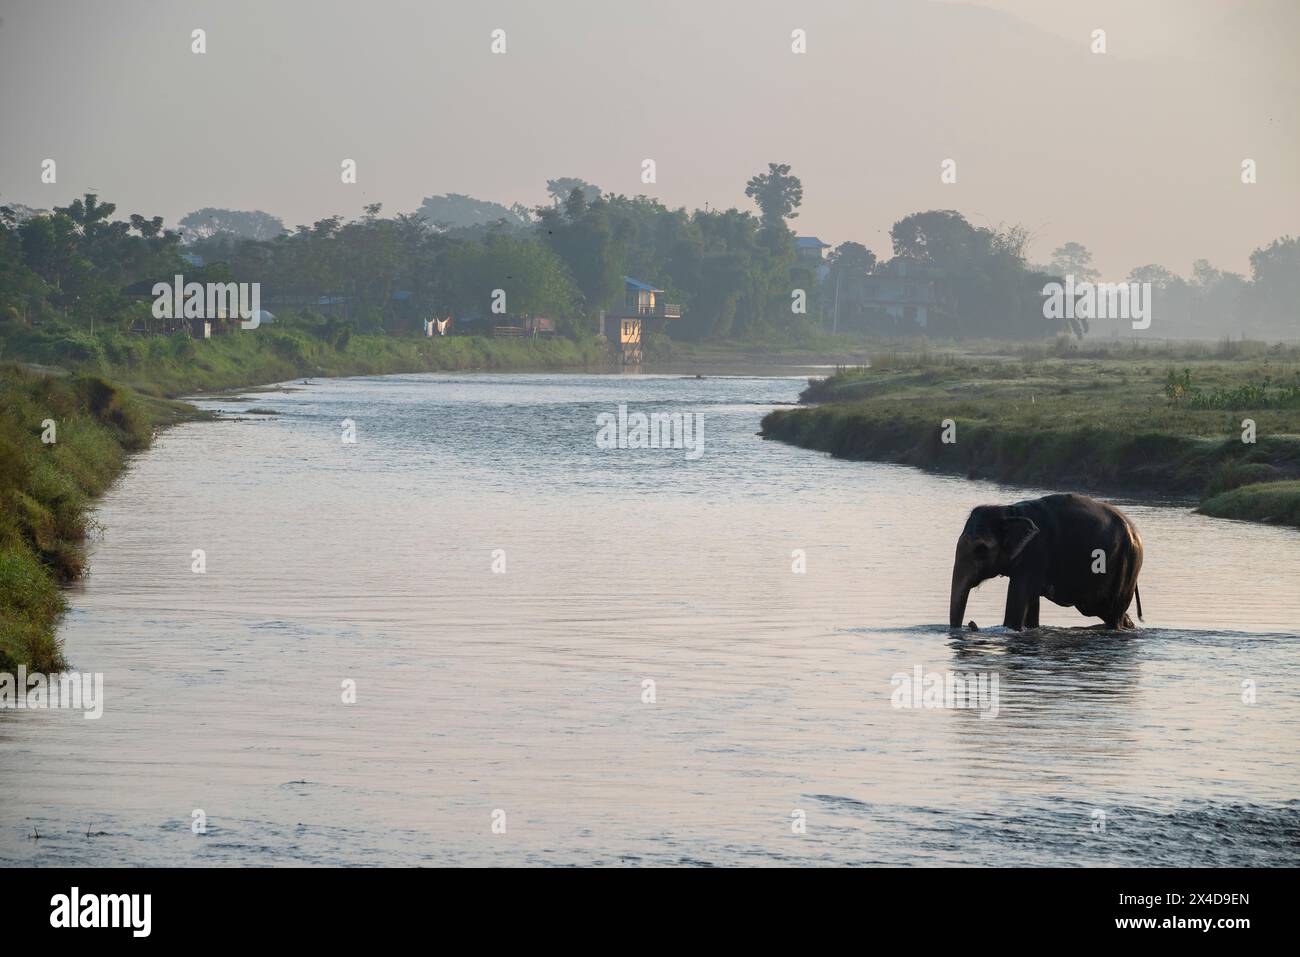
832, 272, 841, 334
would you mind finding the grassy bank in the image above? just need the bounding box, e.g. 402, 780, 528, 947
0, 364, 200, 671
760, 344, 1300, 529
1199, 480, 1300, 526
2, 321, 610, 398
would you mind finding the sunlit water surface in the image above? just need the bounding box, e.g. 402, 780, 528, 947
2, 372, 1297, 866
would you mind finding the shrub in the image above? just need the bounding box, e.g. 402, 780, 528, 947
1206, 461, 1281, 497
170, 330, 197, 361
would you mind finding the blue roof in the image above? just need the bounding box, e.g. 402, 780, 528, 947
623, 276, 663, 293
795, 236, 830, 249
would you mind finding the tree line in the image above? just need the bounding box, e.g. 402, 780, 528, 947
2, 166, 1295, 346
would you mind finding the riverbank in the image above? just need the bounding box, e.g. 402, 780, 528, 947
4, 323, 882, 398
0, 364, 202, 672
5, 325, 613, 398
760, 349, 1300, 529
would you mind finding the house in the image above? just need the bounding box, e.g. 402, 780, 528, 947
795, 237, 833, 283
795, 236, 831, 262
120, 277, 243, 336
600, 277, 681, 365
858, 258, 942, 329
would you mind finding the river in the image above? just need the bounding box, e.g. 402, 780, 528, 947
2, 371, 1297, 865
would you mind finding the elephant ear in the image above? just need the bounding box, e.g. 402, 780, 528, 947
1000, 515, 1039, 562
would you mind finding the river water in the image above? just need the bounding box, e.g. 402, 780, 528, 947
2, 371, 1297, 866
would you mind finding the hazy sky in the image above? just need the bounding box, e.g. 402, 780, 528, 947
1, 0, 1296, 278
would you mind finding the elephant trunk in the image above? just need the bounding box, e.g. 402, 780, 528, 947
949, 564, 973, 629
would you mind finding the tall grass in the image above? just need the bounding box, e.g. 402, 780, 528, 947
0, 364, 154, 670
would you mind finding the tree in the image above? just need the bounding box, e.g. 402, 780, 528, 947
0, 210, 53, 325
824, 242, 877, 330
128, 214, 166, 240
18, 214, 82, 290
1127, 264, 1179, 289
1187, 258, 1246, 334
890, 210, 988, 267
1245, 236, 1300, 333
0, 200, 48, 224
414, 193, 526, 231
827, 241, 876, 279
1048, 241, 1100, 282
744, 163, 803, 233
888, 211, 1055, 339
443, 233, 578, 319
545, 178, 600, 206
534, 194, 625, 312
178, 207, 285, 242
55, 194, 116, 239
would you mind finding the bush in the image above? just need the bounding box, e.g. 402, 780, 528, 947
1206, 461, 1281, 497
49, 335, 105, 366
268, 331, 308, 364
170, 330, 197, 361
72, 374, 151, 447
1199, 481, 1300, 528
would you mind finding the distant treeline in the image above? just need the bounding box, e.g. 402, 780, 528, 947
2, 167, 1296, 348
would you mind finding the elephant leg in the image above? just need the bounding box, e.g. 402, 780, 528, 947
1103, 608, 1135, 629
1025, 596, 1040, 629
1002, 576, 1036, 630
1107, 583, 1139, 630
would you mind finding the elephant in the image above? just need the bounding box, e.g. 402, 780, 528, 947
948, 493, 1144, 631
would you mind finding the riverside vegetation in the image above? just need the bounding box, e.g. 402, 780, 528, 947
0, 365, 192, 671
2, 319, 612, 397
760, 339, 1300, 529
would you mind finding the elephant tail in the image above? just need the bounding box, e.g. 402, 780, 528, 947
1135, 586, 1144, 622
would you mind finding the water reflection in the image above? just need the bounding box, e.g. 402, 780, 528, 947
947, 628, 1143, 769
1, 372, 1296, 866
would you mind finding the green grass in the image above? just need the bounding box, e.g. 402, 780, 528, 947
0, 363, 192, 671
761, 348, 1300, 528
1198, 481, 1300, 526
2, 320, 610, 398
